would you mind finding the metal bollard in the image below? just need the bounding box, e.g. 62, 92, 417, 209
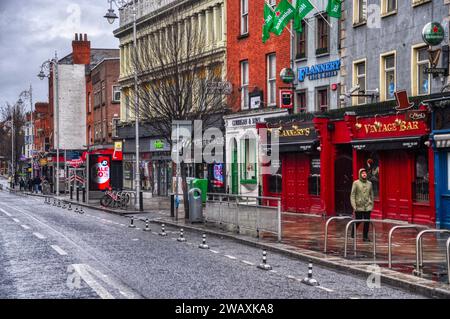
257, 250, 272, 270
57, 200, 61, 208
78, 206, 84, 214
53, 199, 57, 206
143, 218, 151, 232
198, 233, 209, 249
177, 229, 187, 242
62, 202, 67, 209
301, 261, 319, 286
159, 224, 167, 236
76, 187, 80, 202
129, 217, 136, 228
74, 206, 79, 213
68, 203, 72, 211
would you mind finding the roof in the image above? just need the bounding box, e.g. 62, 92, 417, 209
59, 49, 120, 73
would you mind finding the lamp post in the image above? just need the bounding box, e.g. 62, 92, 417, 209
18, 84, 34, 178
104, 0, 141, 210
38, 52, 60, 196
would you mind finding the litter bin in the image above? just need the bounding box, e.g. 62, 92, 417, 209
189, 188, 203, 223
190, 179, 208, 203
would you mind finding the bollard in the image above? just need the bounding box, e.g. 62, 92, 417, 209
57, 200, 61, 208
70, 186, 73, 200
301, 261, 319, 286
257, 250, 272, 270
82, 188, 86, 203
78, 206, 84, 214
177, 229, 187, 242
62, 202, 67, 209
143, 218, 151, 232
53, 199, 57, 206
198, 233, 209, 249
129, 217, 136, 228
76, 187, 80, 202
159, 224, 167, 236
68, 203, 72, 211
75, 206, 79, 213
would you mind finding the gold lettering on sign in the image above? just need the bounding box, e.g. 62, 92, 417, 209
279, 128, 311, 137
363, 121, 419, 134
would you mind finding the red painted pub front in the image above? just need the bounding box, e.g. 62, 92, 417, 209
262, 104, 435, 226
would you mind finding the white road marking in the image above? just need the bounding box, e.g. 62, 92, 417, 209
51, 245, 68, 256
269, 270, 278, 273
0, 208, 12, 216
12, 218, 20, 223
286, 275, 297, 280
241, 260, 255, 266
210, 250, 219, 254
224, 255, 237, 260
20, 224, 31, 230
316, 286, 334, 293
33, 232, 46, 240
132, 239, 139, 241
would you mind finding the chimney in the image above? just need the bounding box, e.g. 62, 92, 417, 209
72, 33, 91, 65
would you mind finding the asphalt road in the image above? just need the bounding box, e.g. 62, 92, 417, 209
0, 187, 426, 299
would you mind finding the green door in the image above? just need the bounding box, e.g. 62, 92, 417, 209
231, 148, 238, 194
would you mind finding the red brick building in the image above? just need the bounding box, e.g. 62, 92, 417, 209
224, 0, 291, 197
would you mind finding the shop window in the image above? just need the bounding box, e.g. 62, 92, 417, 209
268, 160, 282, 194
413, 152, 429, 202
240, 137, 257, 183
308, 156, 321, 196
364, 152, 380, 199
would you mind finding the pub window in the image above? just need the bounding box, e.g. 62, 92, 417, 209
316, 86, 329, 111
308, 156, 321, 196
268, 160, 282, 194
296, 90, 307, 113
296, 21, 307, 59
381, 53, 396, 101
316, 13, 329, 55
413, 46, 430, 96
364, 153, 380, 199
413, 152, 429, 202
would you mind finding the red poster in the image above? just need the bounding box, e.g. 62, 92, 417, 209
94, 156, 110, 190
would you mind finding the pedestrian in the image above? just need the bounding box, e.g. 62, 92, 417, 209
19, 177, 25, 191
28, 178, 33, 192
33, 176, 41, 194
350, 168, 374, 242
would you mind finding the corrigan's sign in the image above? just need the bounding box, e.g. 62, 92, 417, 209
298, 60, 341, 82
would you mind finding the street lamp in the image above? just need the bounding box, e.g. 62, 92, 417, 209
104, 0, 141, 210
38, 52, 60, 196
18, 85, 34, 178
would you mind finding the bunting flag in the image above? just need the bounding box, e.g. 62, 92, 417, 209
326, 0, 342, 19
262, 2, 275, 43
271, 0, 295, 36
294, 0, 314, 33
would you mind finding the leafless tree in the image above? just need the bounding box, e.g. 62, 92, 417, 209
0, 102, 27, 177
123, 14, 234, 215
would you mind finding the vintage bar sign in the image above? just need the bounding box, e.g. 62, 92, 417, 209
298, 60, 341, 82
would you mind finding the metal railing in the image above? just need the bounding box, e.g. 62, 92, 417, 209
206, 193, 282, 242
388, 225, 429, 269
414, 229, 450, 277
323, 216, 353, 253
344, 219, 377, 259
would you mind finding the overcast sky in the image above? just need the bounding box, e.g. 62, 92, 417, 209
0, 0, 119, 110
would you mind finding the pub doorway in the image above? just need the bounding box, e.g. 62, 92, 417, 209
335, 144, 353, 215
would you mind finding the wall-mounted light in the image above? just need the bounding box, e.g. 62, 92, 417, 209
394, 111, 402, 127
317, 146, 322, 152
424, 140, 431, 147
355, 117, 362, 130
374, 115, 382, 129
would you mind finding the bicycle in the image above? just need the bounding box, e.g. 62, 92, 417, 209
100, 189, 131, 209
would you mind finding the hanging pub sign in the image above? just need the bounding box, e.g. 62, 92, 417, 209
279, 89, 294, 109
422, 22, 445, 46
280, 68, 295, 84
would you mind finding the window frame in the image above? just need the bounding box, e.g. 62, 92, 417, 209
316, 13, 329, 55
381, 0, 397, 16
316, 86, 329, 112
411, 44, 431, 96
267, 53, 277, 107
295, 20, 307, 60
112, 85, 121, 103
353, 58, 367, 105
295, 90, 308, 113
240, 60, 249, 110
379, 51, 397, 102
240, 0, 249, 36
353, 0, 367, 25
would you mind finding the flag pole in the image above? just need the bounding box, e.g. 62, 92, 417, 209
309, 2, 333, 28
265, 0, 295, 38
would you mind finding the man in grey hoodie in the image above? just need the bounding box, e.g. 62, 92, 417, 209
350, 168, 374, 241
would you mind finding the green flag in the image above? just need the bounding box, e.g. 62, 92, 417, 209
294, 0, 314, 33
272, 0, 295, 36
326, 0, 342, 19
262, 2, 275, 43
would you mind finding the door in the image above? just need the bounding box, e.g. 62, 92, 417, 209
157, 161, 168, 197
384, 151, 410, 221
231, 140, 238, 194
283, 154, 310, 212
439, 152, 450, 229
335, 146, 353, 215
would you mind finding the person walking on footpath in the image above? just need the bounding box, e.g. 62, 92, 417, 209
350, 168, 374, 242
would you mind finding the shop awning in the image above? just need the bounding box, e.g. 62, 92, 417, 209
263, 141, 318, 153
352, 136, 425, 151
434, 134, 450, 148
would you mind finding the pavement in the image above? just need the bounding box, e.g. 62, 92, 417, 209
1, 177, 449, 299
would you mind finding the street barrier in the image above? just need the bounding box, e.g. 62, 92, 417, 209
206, 193, 282, 242
177, 229, 186, 242
323, 216, 353, 253
159, 224, 167, 236
199, 233, 209, 249
129, 217, 136, 228
344, 219, 377, 259
301, 261, 319, 286
414, 229, 450, 277
143, 218, 151, 232
257, 250, 272, 271
388, 225, 429, 269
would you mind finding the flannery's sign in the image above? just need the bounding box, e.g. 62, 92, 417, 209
272, 123, 317, 142
298, 60, 341, 82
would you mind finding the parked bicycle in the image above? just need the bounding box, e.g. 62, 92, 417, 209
100, 189, 131, 209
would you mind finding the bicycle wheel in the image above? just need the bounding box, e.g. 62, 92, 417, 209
100, 195, 112, 207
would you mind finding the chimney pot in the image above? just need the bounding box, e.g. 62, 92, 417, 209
75, 33, 78, 41
84, 34, 87, 41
